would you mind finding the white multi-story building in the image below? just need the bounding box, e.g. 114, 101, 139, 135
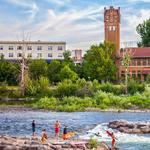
0, 41, 66, 60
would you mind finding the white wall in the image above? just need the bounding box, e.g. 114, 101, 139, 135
0, 42, 66, 60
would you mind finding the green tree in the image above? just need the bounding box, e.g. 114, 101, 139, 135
29, 60, 48, 80
60, 65, 78, 81
83, 41, 117, 82
47, 60, 61, 83
63, 50, 76, 71
0, 58, 20, 85
146, 74, 150, 83
136, 18, 150, 47
122, 51, 131, 94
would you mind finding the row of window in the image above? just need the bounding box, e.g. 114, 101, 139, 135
0, 53, 63, 58
122, 59, 150, 66
121, 71, 142, 74
0, 45, 63, 51
107, 26, 116, 31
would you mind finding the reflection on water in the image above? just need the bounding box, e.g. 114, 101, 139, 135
0, 111, 150, 150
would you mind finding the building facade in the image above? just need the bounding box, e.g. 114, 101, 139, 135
119, 47, 150, 81
104, 6, 150, 81
0, 41, 66, 60
71, 49, 83, 64
104, 6, 120, 56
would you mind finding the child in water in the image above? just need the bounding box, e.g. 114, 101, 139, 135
41, 129, 48, 144
106, 130, 117, 148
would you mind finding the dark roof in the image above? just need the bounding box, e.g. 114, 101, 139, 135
120, 47, 150, 58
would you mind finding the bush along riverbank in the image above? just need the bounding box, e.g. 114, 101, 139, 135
0, 79, 150, 112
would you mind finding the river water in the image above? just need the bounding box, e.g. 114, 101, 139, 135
0, 110, 149, 150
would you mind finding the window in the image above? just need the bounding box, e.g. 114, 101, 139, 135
48, 53, 52, 57
27, 53, 32, 58
48, 46, 52, 50
121, 71, 125, 74
58, 53, 63, 57
0, 46, 3, 50
58, 46, 63, 50
148, 59, 150, 66
132, 60, 136, 66
17, 46, 22, 50
137, 59, 141, 66
113, 26, 116, 31
27, 46, 32, 50
143, 59, 147, 66
37, 46, 42, 50
37, 53, 42, 58
9, 53, 13, 57
9, 46, 13, 50
17, 53, 22, 57
109, 26, 112, 31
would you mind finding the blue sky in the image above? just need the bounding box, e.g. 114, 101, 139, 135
0, 0, 150, 50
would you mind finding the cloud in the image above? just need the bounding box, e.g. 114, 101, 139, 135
127, 0, 150, 2
0, 0, 150, 50
46, 0, 71, 6
6, 0, 39, 22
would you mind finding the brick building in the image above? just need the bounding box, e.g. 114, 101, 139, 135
104, 6, 150, 81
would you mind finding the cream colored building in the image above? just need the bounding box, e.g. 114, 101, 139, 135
0, 41, 66, 60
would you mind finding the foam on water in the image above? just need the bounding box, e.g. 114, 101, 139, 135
80, 123, 150, 144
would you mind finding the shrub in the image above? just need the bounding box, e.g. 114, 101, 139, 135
146, 74, 150, 83
99, 83, 124, 95
56, 80, 78, 98
33, 97, 58, 110
128, 79, 145, 94
89, 139, 98, 149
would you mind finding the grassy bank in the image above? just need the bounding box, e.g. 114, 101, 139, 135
0, 80, 150, 112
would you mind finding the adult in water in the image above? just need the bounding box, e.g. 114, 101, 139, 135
54, 120, 61, 139
32, 120, 36, 137
106, 130, 117, 149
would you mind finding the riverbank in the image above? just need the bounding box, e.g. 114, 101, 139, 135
0, 135, 115, 150
0, 105, 150, 113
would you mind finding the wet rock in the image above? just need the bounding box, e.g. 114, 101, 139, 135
108, 120, 150, 134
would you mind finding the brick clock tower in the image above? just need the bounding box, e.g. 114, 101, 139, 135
104, 6, 120, 56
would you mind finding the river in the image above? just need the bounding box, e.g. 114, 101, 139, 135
0, 110, 149, 150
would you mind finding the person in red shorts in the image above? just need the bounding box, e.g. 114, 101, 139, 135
106, 130, 117, 149
54, 120, 61, 139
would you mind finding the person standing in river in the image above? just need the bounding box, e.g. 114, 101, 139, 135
54, 120, 61, 139
32, 120, 36, 137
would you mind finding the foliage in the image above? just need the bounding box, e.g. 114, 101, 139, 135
26, 76, 52, 97
0, 58, 20, 85
89, 139, 98, 149
55, 79, 78, 98
146, 74, 150, 83
99, 83, 125, 95
128, 79, 145, 95
83, 41, 117, 82
136, 18, 150, 47
47, 60, 61, 83
63, 50, 76, 71
29, 60, 48, 80
59, 65, 78, 81
33, 97, 58, 110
